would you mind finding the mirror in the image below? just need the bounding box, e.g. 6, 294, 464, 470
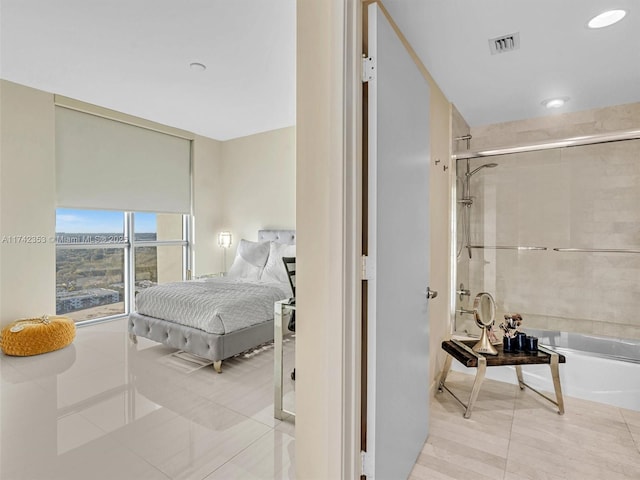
473, 292, 496, 328
472, 292, 498, 355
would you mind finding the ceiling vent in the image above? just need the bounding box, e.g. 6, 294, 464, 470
488, 32, 520, 55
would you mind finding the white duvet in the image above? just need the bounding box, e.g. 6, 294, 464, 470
135, 278, 290, 335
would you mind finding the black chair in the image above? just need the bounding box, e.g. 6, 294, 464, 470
282, 256, 296, 299
282, 256, 296, 380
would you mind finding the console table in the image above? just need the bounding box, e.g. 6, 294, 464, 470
438, 339, 566, 418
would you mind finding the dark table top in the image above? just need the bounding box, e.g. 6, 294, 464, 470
442, 339, 566, 368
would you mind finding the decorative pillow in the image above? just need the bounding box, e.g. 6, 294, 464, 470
261, 241, 296, 284
227, 239, 271, 280
1, 315, 75, 356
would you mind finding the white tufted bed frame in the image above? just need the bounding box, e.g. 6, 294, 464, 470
128, 229, 295, 373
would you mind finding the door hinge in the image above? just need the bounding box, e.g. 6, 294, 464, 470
361, 450, 373, 477
361, 255, 375, 280
362, 55, 375, 82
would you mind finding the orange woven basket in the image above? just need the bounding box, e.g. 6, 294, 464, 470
1, 315, 75, 356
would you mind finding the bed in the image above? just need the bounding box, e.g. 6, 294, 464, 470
128, 229, 295, 373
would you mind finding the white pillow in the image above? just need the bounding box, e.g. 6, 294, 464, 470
227, 239, 271, 280
261, 242, 296, 284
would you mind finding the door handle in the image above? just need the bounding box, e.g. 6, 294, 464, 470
426, 287, 438, 300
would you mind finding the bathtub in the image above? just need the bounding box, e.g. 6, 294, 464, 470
451, 329, 640, 412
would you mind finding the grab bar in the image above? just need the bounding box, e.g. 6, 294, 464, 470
469, 245, 547, 251
553, 248, 640, 254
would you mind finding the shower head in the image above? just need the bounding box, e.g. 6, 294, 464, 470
467, 162, 498, 177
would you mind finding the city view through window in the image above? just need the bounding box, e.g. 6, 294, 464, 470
56, 209, 185, 322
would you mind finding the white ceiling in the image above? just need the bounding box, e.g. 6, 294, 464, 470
1, 1, 639, 140
0, 0, 296, 141
384, 0, 640, 127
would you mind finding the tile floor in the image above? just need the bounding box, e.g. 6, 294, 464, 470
0, 318, 296, 480
3, 318, 639, 480
411, 371, 640, 480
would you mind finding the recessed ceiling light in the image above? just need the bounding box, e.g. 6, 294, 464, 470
189, 62, 207, 71
587, 10, 626, 29
542, 97, 569, 109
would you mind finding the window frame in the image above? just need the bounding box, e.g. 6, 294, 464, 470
55, 209, 191, 326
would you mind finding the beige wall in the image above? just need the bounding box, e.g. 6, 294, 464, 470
192, 135, 224, 275
220, 126, 296, 270
470, 102, 640, 151
0, 80, 56, 326
158, 126, 291, 277
296, 0, 356, 477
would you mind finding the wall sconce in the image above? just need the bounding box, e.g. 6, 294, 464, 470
218, 231, 232, 249
218, 231, 232, 274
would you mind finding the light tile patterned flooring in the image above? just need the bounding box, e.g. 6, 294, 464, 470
411, 371, 640, 480
3, 317, 639, 479
0, 318, 295, 480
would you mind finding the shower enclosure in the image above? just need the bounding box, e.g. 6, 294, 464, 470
454, 131, 640, 362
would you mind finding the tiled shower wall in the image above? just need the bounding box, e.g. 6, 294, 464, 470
456, 103, 640, 340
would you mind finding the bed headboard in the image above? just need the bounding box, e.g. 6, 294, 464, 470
258, 229, 296, 245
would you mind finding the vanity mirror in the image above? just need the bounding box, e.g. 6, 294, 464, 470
472, 292, 498, 355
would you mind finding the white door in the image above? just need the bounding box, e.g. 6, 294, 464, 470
366, 3, 431, 479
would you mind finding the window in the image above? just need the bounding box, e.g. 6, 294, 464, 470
132, 212, 187, 307
55, 209, 189, 324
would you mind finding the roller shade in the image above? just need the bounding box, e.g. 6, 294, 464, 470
55, 107, 191, 213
